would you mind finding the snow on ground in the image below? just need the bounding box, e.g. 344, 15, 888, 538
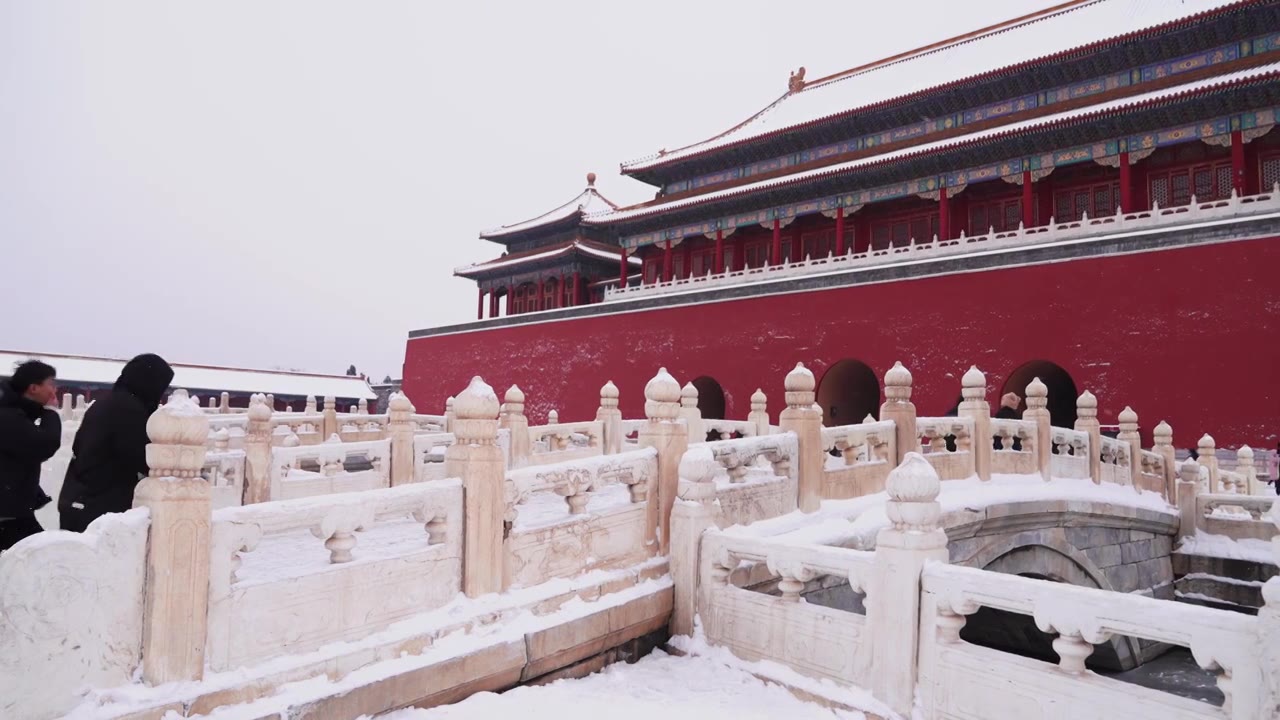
1177, 531, 1277, 565
372, 650, 865, 720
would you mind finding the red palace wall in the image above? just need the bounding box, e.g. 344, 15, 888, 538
404, 236, 1279, 449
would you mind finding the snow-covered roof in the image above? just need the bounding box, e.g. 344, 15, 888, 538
0, 350, 377, 400
621, 0, 1246, 172
480, 174, 620, 239
455, 239, 641, 277
594, 62, 1280, 225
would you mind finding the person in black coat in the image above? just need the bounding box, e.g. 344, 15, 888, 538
0, 360, 61, 552
59, 354, 173, 533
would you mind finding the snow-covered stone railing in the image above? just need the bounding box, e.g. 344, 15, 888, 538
1050, 427, 1091, 479
202, 446, 246, 509
267, 437, 391, 501
268, 413, 325, 446
1194, 492, 1278, 543
990, 417, 1037, 475
918, 559, 1269, 720
605, 185, 1280, 302
820, 419, 895, 499
619, 419, 645, 447
503, 448, 656, 588
206, 480, 463, 671
410, 413, 447, 433
336, 412, 388, 442
526, 420, 605, 465
413, 432, 456, 483
916, 416, 975, 480
702, 419, 759, 441
1098, 435, 1132, 487
693, 432, 799, 528
1138, 449, 1169, 495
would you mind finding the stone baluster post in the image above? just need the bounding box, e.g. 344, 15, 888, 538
219, 391, 230, 414
1153, 420, 1176, 502
958, 366, 991, 482
59, 393, 73, 421
322, 396, 337, 439
500, 385, 530, 468
242, 395, 274, 505
444, 396, 456, 434
1176, 458, 1202, 542
871, 453, 949, 716
304, 395, 317, 415
547, 409, 558, 425
669, 445, 720, 637
1023, 377, 1051, 482
387, 392, 416, 486
132, 389, 212, 685
206, 396, 217, 411
1238, 446, 1258, 496
445, 377, 504, 597
747, 388, 770, 437
1117, 406, 1141, 490
679, 382, 703, 443
1198, 434, 1220, 493
779, 363, 823, 513
266, 394, 275, 412
596, 380, 622, 455
879, 362, 917, 464
1075, 390, 1101, 484
639, 368, 687, 554
357, 398, 368, 415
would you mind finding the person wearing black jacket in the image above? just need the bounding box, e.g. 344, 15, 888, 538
0, 360, 61, 552
59, 354, 173, 533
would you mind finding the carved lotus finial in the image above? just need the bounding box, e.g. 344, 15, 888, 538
886, 452, 940, 504
679, 445, 719, 485
885, 361, 912, 388
1076, 390, 1097, 411
504, 385, 525, 404
1026, 376, 1048, 398
751, 388, 767, 405
1238, 445, 1254, 461
1118, 406, 1138, 425
1153, 420, 1172, 443
248, 394, 273, 422
600, 380, 619, 399
454, 376, 499, 420
961, 366, 985, 389
785, 363, 815, 393
146, 390, 210, 477
645, 368, 681, 420
388, 391, 414, 413
1198, 433, 1216, 450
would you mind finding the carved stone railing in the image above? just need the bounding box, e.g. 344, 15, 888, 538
268, 437, 391, 501
702, 433, 798, 527
336, 413, 388, 443
1098, 436, 1132, 487
525, 420, 604, 465
703, 419, 759, 441
990, 418, 1037, 475
1138, 449, 1168, 495
620, 419, 646, 447
819, 420, 896, 499
502, 449, 656, 587
606, 186, 1280, 302
269, 413, 325, 446
1050, 428, 1091, 479
919, 562, 1265, 720
207, 480, 462, 671
410, 413, 447, 433
916, 416, 975, 480
1197, 494, 1278, 542
202, 448, 247, 510
412, 432, 456, 483
699, 532, 878, 690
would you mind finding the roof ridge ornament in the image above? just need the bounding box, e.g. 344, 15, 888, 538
788, 66, 807, 93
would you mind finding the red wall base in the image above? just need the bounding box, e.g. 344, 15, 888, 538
405, 237, 1279, 449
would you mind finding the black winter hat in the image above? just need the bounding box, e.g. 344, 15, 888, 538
7, 360, 56, 394
115, 354, 174, 410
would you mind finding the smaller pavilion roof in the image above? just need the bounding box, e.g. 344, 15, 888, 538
455, 238, 641, 279
0, 350, 377, 400
479, 173, 620, 240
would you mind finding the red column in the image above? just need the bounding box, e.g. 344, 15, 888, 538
490, 292, 499, 318
536, 279, 544, 311
770, 219, 781, 265
1022, 170, 1034, 228
713, 229, 724, 274
1119, 151, 1132, 213
1231, 130, 1246, 196
506, 285, 514, 316
477, 288, 485, 320
662, 240, 673, 282
571, 271, 581, 306
834, 207, 846, 255
937, 187, 950, 242
618, 247, 628, 290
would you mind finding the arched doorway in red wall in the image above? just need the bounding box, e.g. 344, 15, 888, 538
1001, 360, 1078, 429
817, 359, 880, 426
691, 376, 726, 420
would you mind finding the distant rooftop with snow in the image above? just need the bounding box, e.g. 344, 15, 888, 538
0, 350, 377, 400
621, 0, 1246, 173
479, 173, 620, 240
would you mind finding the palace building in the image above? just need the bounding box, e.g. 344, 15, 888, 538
405, 0, 1280, 448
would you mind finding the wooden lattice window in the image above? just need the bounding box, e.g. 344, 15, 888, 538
1148, 161, 1232, 208
1053, 182, 1120, 221
870, 211, 939, 248
801, 229, 835, 260
1261, 153, 1280, 192
968, 198, 1023, 234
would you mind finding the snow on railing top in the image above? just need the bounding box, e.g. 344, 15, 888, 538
703, 432, 798, 485
605, 187, 1280, 302
504, 447, 657, 525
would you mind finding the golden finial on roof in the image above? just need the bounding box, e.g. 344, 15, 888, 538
586, 172, 597, 187
788, 66, 807, 93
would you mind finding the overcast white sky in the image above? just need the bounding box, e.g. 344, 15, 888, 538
1, 0, 1034, 381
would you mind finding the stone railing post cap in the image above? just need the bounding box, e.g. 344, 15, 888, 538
455, 376, 499, 419
679, 445, 718, 484
504, 384, 525, 403
1238, 445, 1254, 458
147, 390, 210, 446
248, 396, 272, 421
681, 382, 698, 397
785, 362, 815, 392
600, 380, 619, 398
1025, 376, 1048, 397
1198, 433, 1215, 447
1077, 390, 1097, 407
886, 451, 940, 503
388, 392, 413, 412
645, 368, 681, 403
885, 361, 912, 386
962, 366, 985, 388
1118, 406, 1138, 424
751, 388, 767, 403
1153, 420, 1172, 436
